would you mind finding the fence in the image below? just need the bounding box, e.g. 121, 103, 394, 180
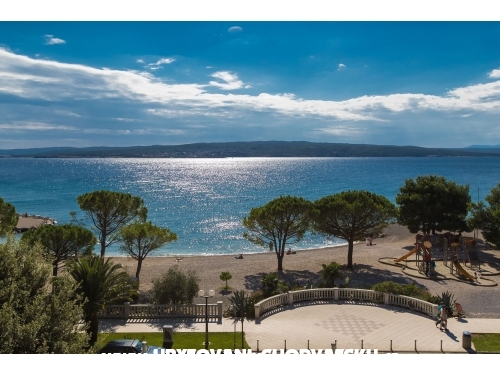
99, 301, 223, 321
254, 288, 438, 319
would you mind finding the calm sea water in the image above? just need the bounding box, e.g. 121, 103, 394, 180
1, 157, 499, 256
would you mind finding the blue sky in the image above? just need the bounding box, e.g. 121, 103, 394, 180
1, 19, 500, 149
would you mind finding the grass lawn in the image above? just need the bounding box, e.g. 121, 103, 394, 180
98, 332, 250, 351
471, 333, 500, 352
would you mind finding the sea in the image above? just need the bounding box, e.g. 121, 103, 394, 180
1, 157, 499, 257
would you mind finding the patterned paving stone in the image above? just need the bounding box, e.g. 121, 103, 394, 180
314, 315, 386, 340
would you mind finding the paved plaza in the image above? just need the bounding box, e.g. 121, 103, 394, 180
99, 301, 500, 353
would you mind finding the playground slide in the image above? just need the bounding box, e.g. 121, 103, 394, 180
394, 247, 418, 263
453, 260, 475, 281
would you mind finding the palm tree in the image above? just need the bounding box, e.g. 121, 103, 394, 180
69, 256, 137, 345
228, 290, 251, 349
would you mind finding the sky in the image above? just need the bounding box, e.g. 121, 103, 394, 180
1, 4, 500, 149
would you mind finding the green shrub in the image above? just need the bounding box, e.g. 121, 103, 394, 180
149, 265, 199, 304
437, 291, 456, 315
371, 281, 404, 295
371, 281, 440, 304
260, 273, 279, 297
319, 262, 343, 287
278, 282, 289, 294
402, 283, 424, 297
249, 289, 265, 303
228, 290, 255, 319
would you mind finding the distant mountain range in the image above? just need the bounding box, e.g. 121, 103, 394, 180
465, 145, 500, 149
1, 141, 500, 158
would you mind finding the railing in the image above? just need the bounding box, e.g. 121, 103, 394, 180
254, 288, 438, 319
387, 294, 436, 316
99, 301, 223, 321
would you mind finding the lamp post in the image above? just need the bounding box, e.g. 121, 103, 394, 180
198, 289, 215, 349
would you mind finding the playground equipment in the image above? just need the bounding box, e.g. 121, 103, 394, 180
452, 259, 475, 281
394, 240, 433, 275
393, 246, 419, 263
442, 237, 477, 281
462, 237, 481, 270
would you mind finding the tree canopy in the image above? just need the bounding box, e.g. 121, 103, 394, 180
0, 237, 90, 353
312, 190, 397, 269
119, 221, 177, 281
219, 271, 232, 291
320, 262, 343, 288
76, 190, 147, 256
468, 183, 500, 249
396, 175, 471, 234
68, 255, 137, 345
243, 195, 312, 271
148, 265, 199, 305
0, 197, 17, 236
21, 224, 96, 276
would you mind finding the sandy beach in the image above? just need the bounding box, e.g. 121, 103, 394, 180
109, 224, 500, 318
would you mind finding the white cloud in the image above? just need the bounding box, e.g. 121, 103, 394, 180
489, 68, 500, 79
338, 63, 346, 70
136, 59, 145, 63
149, 58, 175, 66
54, 109, 81, 117
209, 71, 250, 90
315, 126, 365, 136
44, 35, 66, 45
4, 49, 500, 127
0, 121, 75, 131
228, 26, 242, 33
144, 57, 176, 70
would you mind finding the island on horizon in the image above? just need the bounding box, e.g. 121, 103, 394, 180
1, 141, 500, 159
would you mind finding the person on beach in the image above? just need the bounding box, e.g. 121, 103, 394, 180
430, 259, 436, 276
235, 254, 243, 259
365, 236, 373, 246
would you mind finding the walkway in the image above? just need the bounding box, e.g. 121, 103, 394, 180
99, 301, 500, 353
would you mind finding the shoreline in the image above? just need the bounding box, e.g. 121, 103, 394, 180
109, 223, 418, 294
104, 240, 354, 258
108, 224, 500, 318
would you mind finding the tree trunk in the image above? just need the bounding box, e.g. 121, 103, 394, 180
277, 254, 283, 271
100, 231, 107, 257
100, 241, 106, 257
52, 263, 58, 277
135, 258, 142, 280
241, 315, 244, 349
87, 314, 99, 346
347, 240, 354, 269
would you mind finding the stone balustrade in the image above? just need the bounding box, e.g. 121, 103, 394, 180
99, 301, 223, 321
254, 288, 438, 319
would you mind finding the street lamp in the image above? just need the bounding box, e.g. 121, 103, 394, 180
198, 289, 215, 349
